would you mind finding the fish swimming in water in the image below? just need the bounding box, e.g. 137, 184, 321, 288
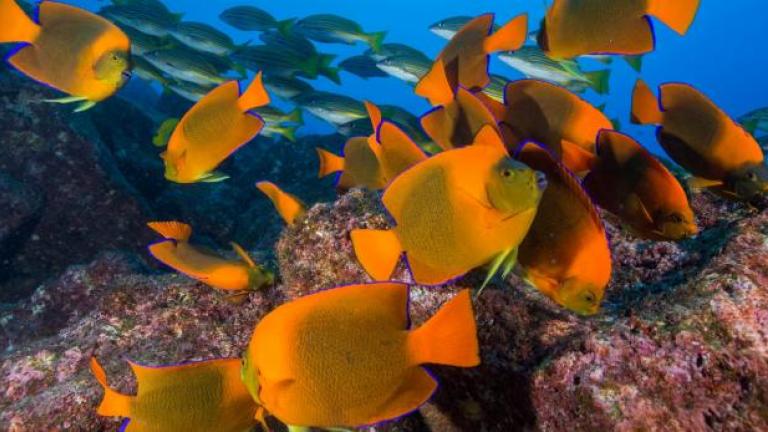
1, 0, 132, 112
516, 143, 611, 316
430, 13, 528, 90
286, 13, 387, 53
501, 79, 612, 174
366, 42, 430, 63
294, 91, 367, 126
538, 0, 701, 59
100, 2, 181, 38
261, 75, 314, 101
147, 221, 274, 293
583, 130, 698, 240
416, 59, 501, 151
143, 48, 225, 87
162, 73, 270, 183
256, 181, 307, 225
428, 15, 499, 41
631, 80, 768, 200
351, 126, 544, 285
242, 282, 480, 428
375, 53, 433, 84
218, 5, 290, 32
169, 21, 240, 56
339, 54, 390, 79
91, 357, 259, 432
233, 44, 340, 84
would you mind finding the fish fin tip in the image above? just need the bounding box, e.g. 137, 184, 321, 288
647, 0, 701, 35
367, 31, 387, 53
584, 69, 611, 95
350, 228, 402, 281
483, 14, 528, 54
230, 241, 257, 268
687, 176, 723, 190
408, 289, 480, 367
238, 72, 270, 112
631, 79, 662, 125
364, 100, 382, 130
147, 221, 192, 241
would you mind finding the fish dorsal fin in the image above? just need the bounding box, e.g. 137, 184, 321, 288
231, 242, 256, 268
38, 1, 108, 28
147, 221, 192, 241
483, 14, 528, 54
456, 87, 500, 136
377, 121, 428, 179
472, 124, 507, 153
415, 59, 455, 106
237, 72, 270, 112
519, 142, 604, 230
256, 181, 306, 225
364, 100, 383, 130
647, 0, 701, 35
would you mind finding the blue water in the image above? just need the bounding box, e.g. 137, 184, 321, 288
72, 0, 767, 156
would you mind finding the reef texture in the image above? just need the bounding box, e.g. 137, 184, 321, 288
2, 186, 767, 431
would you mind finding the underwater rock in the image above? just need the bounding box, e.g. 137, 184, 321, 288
0, 172, 42, 273
276, 188, 768, 431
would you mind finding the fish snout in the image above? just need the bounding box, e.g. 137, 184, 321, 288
534, 170, 548, 192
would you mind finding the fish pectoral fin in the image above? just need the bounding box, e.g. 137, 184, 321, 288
74, 100, 97, 113
286, 426, 311, 432
230, 241, 257, 268
687, 176, 723, 190
477, 247, 517, 298
625, 193, 655, 225
43, 96, 88, 104
200, 171, 230, 183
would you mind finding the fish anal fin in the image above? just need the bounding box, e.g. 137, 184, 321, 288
407, 289, 479, 366
350, 229, 402, 281
647, 0, 701, 35
147, 221, 192, 241
483, 14, 528, 54
369, 368, 437, 425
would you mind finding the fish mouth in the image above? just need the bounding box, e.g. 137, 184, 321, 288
501, 207, 535, 222
122, 70, 133, 80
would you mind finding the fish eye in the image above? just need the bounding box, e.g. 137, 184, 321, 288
583, 291, 596, 304
501, 168, 513, 178
669, 214, 683, 223
748, 172, 758, 181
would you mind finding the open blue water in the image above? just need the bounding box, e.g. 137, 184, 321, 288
71, 0, 767, 155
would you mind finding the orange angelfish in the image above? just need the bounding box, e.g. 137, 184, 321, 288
431, 13, 527, 90
502, 79, 611, 174
538, 0, 700, 59
317, 101, 426, 190
256, 181, 307, 225
516, 143, 611, 316
583, 130, 698, 240
416, 59, 501, 151
163, 72, 270, 183
351, 126, 544, 286
631, 80, 768, 200
147, 221, 273, 293
242, 283, 480, 429
0, 0, 132, 112
91, 357, 259, 432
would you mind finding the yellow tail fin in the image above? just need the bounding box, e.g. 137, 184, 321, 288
147, 221, 192, 241
647, 0, 701, 35
0, 0, 40, 43
237, 72, 270, 112
350, 228, 402, 281
256, 181, 306, 225
415, 59, 455, 106
631, 80, 663, 125
316, 148, 345, 177
90, 357, 132, 417
483, 14, 528, 54
407, 290, 480, 367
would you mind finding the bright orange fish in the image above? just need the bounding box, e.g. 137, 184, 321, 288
632, 80, 768, 200
502, 80, 611, 174
430, 13, 527, 90
538, 0, 700, 59
147, 221, 273, 293
163, 73, 270, 183
91, 357, 259, 432
351, 126, 544, 286
256, 181, 306, 225
317, 101, 426, 189
0, 0, 132, 111
242, 283, 479, 429
416, 59, 501, 151
583, 130, 697, 240
516, 143, 611, 316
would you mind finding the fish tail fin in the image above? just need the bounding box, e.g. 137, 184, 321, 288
318, 55, 341, 84
483, 14, 528, 54
256, 181, 306, 225
277, 124, 298, 142
0, 0, 40, 44
647, 0, 701, 35
90, 357, 131, 417
147, 221, 192, 241
631, 79, 663, 125
237, 72, 270, 112
415, 59, 455, 106
366, 31, 387, 53
623, 55, 643, 72
584, 69, 610, 95
276, 18, 296, 35
350, 228, 402, 281
407, 289, 480, 367
316, 147, 344, 177
287, 107, 304, 125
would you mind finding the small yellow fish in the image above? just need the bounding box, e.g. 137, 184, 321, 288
91, 357, 259, 432
163, 73, 270, 183
0, 0, 132, 112
256, 181, 307, 225
242, 283, 480, 428
352, 126, 544, 285
147, 221, 273, 293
